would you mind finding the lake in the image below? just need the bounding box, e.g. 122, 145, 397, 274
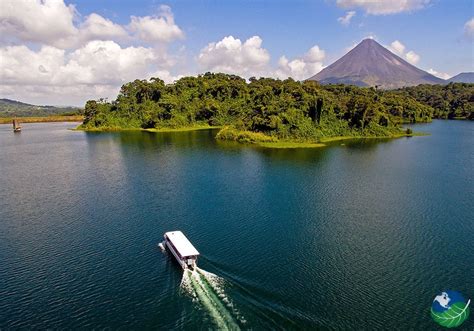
0, 121, 473, 329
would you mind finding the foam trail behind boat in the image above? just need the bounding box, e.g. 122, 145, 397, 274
181, 267, 242, 330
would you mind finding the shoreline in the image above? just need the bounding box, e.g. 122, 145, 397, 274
73, 123, 428, 149
73, 124, 222, 132
0, 115, 83, 124
215, 126, 428, 148
318, 132, 428, 143
254, 132, 427, 149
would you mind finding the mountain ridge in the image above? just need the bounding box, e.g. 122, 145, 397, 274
0, 98, 81, 117
447, 72, 474, 83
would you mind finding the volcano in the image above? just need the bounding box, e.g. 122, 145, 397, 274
307, 38, 445, 89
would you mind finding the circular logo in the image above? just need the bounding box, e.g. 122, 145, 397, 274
431, 290, 470, 328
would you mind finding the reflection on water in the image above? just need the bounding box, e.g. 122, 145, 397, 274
0, 121, 472, 329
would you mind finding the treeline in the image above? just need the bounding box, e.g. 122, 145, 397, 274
81, 73, 473, 141
394, 83, 474, 120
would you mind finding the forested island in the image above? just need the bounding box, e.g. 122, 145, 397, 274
79, 73, 473, 147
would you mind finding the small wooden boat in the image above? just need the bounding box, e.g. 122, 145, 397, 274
13, 119, 22, 132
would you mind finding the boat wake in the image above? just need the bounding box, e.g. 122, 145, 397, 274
181, 267, 244, 330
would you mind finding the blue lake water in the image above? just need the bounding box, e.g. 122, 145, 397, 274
0, 121, 473, 329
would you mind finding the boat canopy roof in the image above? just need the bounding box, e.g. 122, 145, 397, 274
165, 231, 199, 257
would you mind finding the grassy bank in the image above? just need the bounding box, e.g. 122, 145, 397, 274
0, 115, 84, 124
215, 126, 424, 149
215, 126, 323, 148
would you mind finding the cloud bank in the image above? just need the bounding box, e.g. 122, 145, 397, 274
198, 36, 270, 77
336, 0, 430, 15
198, 36, 326, 81
0, 0, 185, 105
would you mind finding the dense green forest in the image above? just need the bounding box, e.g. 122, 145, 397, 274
80, 73, 473, 144
394, 83, 474, 120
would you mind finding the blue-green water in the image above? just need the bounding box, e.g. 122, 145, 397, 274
0, 121, 473, 329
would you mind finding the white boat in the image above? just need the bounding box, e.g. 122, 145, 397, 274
163, 231, 199, 270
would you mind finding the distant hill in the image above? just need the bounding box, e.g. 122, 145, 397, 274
307, 39, 445, 89
0, 98, 81, 117
447, 72, 474, 83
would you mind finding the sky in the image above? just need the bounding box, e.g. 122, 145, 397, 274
0, 0, 473, 106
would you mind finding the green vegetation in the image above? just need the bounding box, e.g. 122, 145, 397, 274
79, 73, 473, 146
395, 83, 474, 120
216, 126, 277, 143
0, 99, 82, 118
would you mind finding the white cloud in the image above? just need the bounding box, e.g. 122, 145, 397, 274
198, 35, 326, 81
276, 45, 326, 80
405, 50, 420, 65
0, 83, 121, 107
0, 0, 78, 47
0, 41, 157, 86
304, 45, 326, 62
336, 0, 430, 15
387, 40, 420, 65
67, 41, 157, 85
149, 70, 184, 84
0, 1, 184, 48
338, 11, 356, 26
198, 36, 270, 77
464, 18, 474, 39
79, 13, 129, 44
427, 68, 450, 80
54, 13, 130, 48
128, 5, 184, 43
389, 40, 405, 56
0, 1, 186, 105
0, 44, 108, 105
0, 41, 181, 105
0, 45, 66, 85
